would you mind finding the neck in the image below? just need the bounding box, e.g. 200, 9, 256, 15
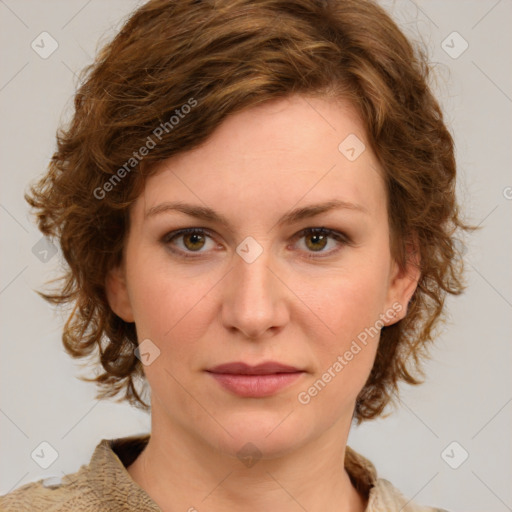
127, 408, 367, 512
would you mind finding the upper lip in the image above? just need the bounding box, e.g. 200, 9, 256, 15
206, 361, 303, 375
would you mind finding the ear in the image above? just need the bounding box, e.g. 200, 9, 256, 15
105, 264, 135, 323
383, 238, 421, 326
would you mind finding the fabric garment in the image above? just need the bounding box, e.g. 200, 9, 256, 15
0, 434, 448, 511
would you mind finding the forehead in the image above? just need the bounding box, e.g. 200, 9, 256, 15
135, 94, 386, 223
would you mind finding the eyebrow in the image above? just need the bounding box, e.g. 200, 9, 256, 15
145, 199, 369, 228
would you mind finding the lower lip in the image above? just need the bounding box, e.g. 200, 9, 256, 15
207, 372, 304, 397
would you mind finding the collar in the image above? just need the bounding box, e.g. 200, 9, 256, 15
86, 434, 379, 510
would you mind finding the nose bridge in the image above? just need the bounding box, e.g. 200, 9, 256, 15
222, 239, 286, 338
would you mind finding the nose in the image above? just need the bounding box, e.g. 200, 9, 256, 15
221, 244, 289, 340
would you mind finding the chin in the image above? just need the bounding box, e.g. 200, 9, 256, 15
204, 409, 313, 461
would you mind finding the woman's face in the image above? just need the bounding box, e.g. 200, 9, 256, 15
107, 94, 418, 459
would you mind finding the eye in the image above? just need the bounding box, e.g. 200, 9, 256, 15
162, 226, 350, 259
292, 227, 349, 257
162, 228, 218, 257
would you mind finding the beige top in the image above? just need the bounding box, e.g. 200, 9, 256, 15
0, 434, 448, 511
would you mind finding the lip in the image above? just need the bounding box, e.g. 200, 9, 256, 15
206, 361, 305, 398
207, 361, 302, 375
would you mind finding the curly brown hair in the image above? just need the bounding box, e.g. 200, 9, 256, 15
26, 0, 474, 423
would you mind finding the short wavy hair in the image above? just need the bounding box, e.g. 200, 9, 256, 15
26, 0, 473, 423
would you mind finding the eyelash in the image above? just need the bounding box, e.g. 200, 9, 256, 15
161, 227, 351, 259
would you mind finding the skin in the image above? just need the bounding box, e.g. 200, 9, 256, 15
106, 94, 420, 512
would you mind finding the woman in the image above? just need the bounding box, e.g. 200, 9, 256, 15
0, 0, 471, 510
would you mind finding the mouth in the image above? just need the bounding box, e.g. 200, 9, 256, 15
205, 361, 305, 397
206, 361, 303, 375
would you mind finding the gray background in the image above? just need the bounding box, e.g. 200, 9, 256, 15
1, 1, 511, 510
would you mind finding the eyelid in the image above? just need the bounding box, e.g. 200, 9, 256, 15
292, 227, 350, 244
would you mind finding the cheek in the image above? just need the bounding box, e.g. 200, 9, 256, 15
125, 256, 218, 353
291, 253, 390, 398
299, 260, 390, 343
294, 274, 385, 414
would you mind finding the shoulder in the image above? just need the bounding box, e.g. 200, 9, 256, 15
345, 445, 450, 512
368, 477, 451, 512
0, 435, 157, 512
0, 467, 100, 512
